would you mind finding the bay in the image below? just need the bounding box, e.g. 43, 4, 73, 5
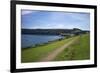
21, 34, 63, 48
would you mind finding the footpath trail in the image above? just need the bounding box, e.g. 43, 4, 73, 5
39, 37, 79, 62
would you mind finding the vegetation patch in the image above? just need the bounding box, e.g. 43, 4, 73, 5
21, 36, 75, 63
54, 34, 90, 61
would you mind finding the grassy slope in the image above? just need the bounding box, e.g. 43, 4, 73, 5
54, 34, 90, 61
21, 36, 76, 63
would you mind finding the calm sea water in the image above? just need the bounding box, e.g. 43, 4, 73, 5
21, 34, 63, 48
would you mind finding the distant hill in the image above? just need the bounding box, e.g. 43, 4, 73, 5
22, 28, 89, 36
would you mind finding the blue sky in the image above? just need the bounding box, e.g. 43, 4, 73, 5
21, 10, 90, 30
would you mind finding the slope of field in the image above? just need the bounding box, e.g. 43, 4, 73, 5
40, 36, 78, 62
54, 34, 90, 61
21, 36, 76, 63
21, 34, 90, 63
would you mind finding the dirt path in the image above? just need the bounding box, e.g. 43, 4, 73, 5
39, 37, 78, 62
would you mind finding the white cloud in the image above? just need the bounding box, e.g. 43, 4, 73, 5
21, 11, 34, 15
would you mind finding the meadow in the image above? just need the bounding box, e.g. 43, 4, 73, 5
54, 34, 90, 61
21, 33, 90, 63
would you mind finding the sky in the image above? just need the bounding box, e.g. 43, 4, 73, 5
21, 10, 90, 30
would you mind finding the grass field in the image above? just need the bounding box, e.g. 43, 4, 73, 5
54, 34, 90, 61
21, 33, 90, 63
21, 36, 75, 63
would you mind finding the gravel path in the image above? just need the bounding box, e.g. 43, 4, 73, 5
39, 37, 78, 62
